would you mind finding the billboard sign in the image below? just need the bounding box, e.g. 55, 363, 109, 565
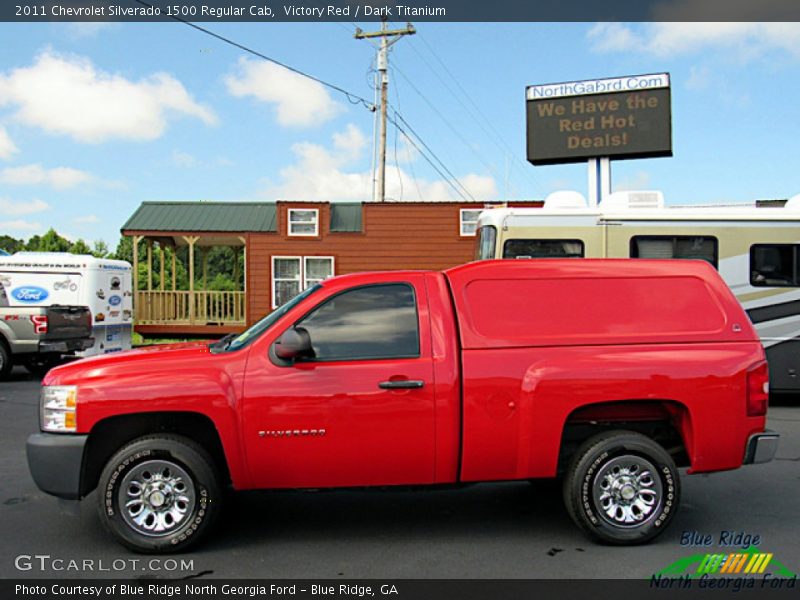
526, 73, 672, 165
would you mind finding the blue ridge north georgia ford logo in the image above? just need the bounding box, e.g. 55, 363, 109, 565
11, 286, 49, 303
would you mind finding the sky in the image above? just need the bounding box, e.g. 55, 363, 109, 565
1, 21, 800, 247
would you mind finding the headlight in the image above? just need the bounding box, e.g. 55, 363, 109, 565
40, 386, 78, 433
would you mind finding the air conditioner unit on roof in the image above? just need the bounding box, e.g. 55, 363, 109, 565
603, 190, 664, 210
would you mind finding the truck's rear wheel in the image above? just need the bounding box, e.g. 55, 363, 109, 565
563, 430, 680, 545
0, 340, 11, 380
97, 435, 221, 553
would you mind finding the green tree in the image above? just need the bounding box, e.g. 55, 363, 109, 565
0, 235, 23, 254
29, 228, 71, 252
92, 240, 109, 258
70, 239, 92, 255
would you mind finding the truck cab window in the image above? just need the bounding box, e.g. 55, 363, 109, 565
751, 244, 799, 287
298, 284, 419, 361
503, 239, 584, 259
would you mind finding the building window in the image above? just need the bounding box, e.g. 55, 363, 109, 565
272, 255, 334, 308
288, 209, 319, 236
630, 236, 718, 268
460, 209, 482, 236
751, 244, 800, 287
297, 284, 420, 361
503, 239, 584, 259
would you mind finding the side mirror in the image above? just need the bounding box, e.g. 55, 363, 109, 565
273, 327, 313, 361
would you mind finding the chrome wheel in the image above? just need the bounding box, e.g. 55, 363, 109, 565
119, 459, 196, 537
592, 454, 663, 528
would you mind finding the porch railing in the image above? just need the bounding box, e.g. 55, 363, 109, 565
135, 290, 246, 325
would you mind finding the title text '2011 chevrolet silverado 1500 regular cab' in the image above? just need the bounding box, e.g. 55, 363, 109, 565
27, 260, 778, 552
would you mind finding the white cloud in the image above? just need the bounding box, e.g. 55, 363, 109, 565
0, 219, 41, 232
73, 214, 99, 224
587, 22, 800, 60
0, 197, 49, 216
0, 50, 216, 143
686, 65, 712, 90
0, 125, 18, 159
171, 150, 198, 168
225, 57, 341, 127
262, 125, 497, 202
62, 22, 117, 40
0, 164, 92, 190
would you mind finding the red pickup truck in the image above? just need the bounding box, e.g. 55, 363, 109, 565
27, 260, 778, 552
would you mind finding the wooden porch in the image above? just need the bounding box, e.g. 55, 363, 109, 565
130, 233, 248, 336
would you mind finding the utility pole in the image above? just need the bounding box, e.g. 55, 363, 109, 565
355, 20, 415, 202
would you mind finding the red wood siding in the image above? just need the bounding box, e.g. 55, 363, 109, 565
246, 202, 541, 324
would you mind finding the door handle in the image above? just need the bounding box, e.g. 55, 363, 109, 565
378, 380, 425, 389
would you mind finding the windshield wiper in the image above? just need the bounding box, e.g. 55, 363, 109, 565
209, 333, 237, 353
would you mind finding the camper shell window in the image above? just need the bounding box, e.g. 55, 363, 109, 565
630, 236, 718, 268
751, 244, 800, 287
503, 239, 585, 259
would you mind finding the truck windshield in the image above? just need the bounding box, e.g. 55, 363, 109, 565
224, 284, 321, 352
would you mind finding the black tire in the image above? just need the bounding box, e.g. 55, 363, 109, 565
0, 339, 11, 381
562, 430, 680, 545
97, 434, 222, 553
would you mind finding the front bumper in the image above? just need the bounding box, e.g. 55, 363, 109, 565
26, 433, 87, 499
743, 430, 780, 465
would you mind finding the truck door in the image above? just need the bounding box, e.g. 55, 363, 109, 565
242, 276, 436, 489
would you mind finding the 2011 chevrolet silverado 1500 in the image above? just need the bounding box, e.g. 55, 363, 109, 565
26, 259, 778, 552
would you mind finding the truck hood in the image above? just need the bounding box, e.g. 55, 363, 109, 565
43, 341, 215, 385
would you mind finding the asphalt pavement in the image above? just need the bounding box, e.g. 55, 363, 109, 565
1, 366, 798, 580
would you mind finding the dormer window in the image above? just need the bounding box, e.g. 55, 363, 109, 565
288, 209, 319, 236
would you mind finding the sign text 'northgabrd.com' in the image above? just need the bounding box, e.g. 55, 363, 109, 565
526, 73, 672, 166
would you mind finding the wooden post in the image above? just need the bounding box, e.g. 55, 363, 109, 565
146, 239, 153, 291
183, 236, 198, 324
159, 243, 165, 292
172, 246, 177, 292
202, 247, 208, 291
232, 246, 239, 288
132, 235, 142, 293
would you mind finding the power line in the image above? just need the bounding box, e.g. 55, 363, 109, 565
134, 0, 375, 111
388, 114, 472, 201
390, 111, 475, 201
391, 62, 518, 199
408, 32, 545, 197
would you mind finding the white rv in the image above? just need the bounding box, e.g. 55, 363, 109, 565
0, 252, 133, 356
475, 191, 800, 392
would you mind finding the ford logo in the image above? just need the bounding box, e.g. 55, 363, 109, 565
11, 286, 49, 303
109, 295, 122, 306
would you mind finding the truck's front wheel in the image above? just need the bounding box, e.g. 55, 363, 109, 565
563, 430, 680, 545
97, 435, 222, 553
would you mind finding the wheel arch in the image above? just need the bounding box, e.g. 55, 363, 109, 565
81, 411, 231, 498
558, 399, 694, 474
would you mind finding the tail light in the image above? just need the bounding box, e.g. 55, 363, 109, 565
30, 314, 48, 335
746, 360, 769, 417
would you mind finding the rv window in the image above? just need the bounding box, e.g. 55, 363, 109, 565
503, 239, 585, 259
630, 236, 718, 268
475, 226, 497, 260
751, 245, 799, 287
